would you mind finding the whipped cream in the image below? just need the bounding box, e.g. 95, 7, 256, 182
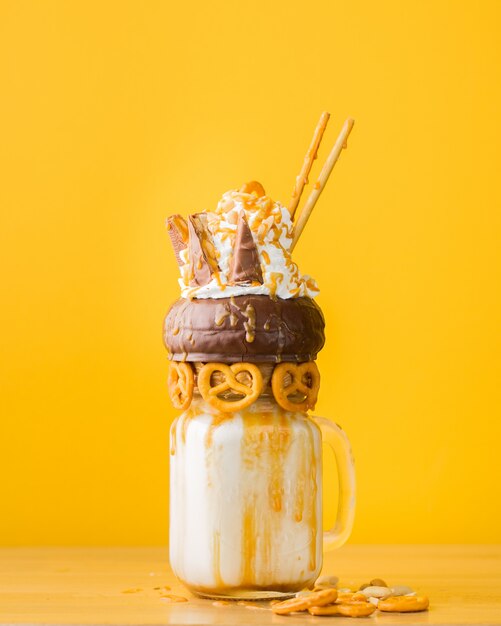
178, 188, 319, 300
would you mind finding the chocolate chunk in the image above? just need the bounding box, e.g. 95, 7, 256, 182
163, 295, 325, 363
166, 215, 188, 266
188, 214, 220, 287
229, 212, 263, 285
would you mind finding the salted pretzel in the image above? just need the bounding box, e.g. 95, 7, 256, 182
272, 588, 337, 615
197, 362, 263, 412
271, 362, 320, 412
378, 595, 429, 613
167, 362, 194, 410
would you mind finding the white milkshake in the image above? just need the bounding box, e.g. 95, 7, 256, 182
169, 398, 323, 598
164, 178, 356, 599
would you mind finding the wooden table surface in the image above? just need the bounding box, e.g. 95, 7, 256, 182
1, 545, 500, 625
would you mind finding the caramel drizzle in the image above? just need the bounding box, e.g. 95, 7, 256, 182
214, 303, 230, 327
213, 531, 224, 589
170, 417, 178, 456
306, 419, 318, 572
243, 303, 256, 343
240, 411, 294, 586
241, 497, 257, 585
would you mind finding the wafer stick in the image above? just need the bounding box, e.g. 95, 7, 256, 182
290, 118, 354, 251
288, 111, 330, 218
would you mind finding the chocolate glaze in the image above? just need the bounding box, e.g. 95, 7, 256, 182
164, 295, 325, 363
187, 214, 219, 287
229, 212, 263, 284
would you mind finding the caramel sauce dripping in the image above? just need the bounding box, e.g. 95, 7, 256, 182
213, 271, 226, 290
261, 250, 271, 265
214, 304, 230, 327
205, 412, 233, 449
180, 409, 193, 445
268, 272, 282, 298
243, 303, 256, 343
239, 410, 294, 587
170, 417, 178, 456
229, 295, 238, 327
294, 435, 307, 522
241, 497, 257, 585
306, 419, 318, 572
213, 531, 224, 590
268, 418, 292, 513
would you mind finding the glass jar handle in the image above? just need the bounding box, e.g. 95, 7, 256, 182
313, 416, 356, 552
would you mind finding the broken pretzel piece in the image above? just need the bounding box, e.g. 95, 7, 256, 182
378, 595, 429, 613
272, 588, 337, 615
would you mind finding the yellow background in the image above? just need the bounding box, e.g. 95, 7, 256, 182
1, 0, 500, 545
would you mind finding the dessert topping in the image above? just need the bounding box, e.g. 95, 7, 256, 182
167, 362, 194, 410
228, 211, 263, 285
198, 362, 263, 412
271, 362, 320, 412
187, 213, 221, 287
166, 215, 188, 266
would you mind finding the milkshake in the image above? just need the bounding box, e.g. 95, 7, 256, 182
164, 115, 356, 599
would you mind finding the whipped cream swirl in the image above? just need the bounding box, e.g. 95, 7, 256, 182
178, 188, 319, 300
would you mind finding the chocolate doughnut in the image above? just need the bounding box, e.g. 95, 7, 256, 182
164, 295, 325, 363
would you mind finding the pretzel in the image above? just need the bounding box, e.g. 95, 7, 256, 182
308, 601, 376, 617
308, 604, 339, 617
308, 605, 340, 616
272, 588, 337, 614
271, 362, 320, 412
337, 602, 376, 617
167, 362, 194, 410
378, 595, 429, 612
336, 592, 368, 604
198, 362, 263, 412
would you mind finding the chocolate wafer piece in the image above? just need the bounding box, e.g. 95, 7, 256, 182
187, 213, 220, 287
229, 212, 263, 285
166, 215, 188, 266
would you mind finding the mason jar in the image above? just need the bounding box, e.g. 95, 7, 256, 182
169, 394, 355, 600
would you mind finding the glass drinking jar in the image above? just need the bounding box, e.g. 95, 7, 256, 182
169, 395, 356, 600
